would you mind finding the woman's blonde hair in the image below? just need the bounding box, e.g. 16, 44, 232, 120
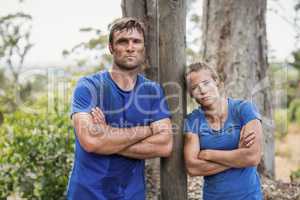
185, 62, 219, 84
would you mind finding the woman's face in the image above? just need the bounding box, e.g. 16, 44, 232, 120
186, 69, 220, 107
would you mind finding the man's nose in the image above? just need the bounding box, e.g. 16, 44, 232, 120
126, 41, 135, 51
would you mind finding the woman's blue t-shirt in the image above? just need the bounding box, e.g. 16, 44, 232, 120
184, 98, 263, 200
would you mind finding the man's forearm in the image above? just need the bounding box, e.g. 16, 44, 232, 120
118, 133, 172, 159
84, 122, 153, 154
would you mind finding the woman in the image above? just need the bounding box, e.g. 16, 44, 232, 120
184, 62, 263, 200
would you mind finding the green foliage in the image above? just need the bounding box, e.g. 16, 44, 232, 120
291, 50, 300, 72
288, 98, 300, 123
290, 168, 300, 183
0, 96, 75, 200
274, 109, 288, 138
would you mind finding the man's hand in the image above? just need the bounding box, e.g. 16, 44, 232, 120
91, 107, 106, 125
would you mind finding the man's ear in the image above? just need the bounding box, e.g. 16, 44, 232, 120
109, 44, 113, 54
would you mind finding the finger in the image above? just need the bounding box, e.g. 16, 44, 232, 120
91, 110, 99, 124
245, 140, 254, 147
93, 108, 103, 121
240, 126, 246, 140
95, 107, 106, 122
244, 134, 255, 143
244, 130, 255, 138
243, 131, 255, 141
91, 109, 102, 124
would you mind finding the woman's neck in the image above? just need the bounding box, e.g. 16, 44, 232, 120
202, 97, 227, 123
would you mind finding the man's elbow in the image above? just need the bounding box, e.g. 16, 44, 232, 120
80, 138, 97, 153
160, 137, 173, 157
160, 141, 173, 157
79, 137, 117, 155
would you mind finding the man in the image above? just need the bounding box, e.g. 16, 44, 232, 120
67, 17, 173, 200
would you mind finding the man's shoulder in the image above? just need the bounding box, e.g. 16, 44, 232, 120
76, 70, 108, 87
138, 74, 161, 86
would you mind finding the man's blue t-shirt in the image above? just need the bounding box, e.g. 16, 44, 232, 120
184, 98, 263, 200
67, 70, 171, 200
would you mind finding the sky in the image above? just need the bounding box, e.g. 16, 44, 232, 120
0, 0, 298, 67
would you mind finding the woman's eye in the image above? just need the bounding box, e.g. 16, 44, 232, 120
203, 81, 210, 85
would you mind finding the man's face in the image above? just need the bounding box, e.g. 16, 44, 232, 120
109, 28, 145, 71
186, 70, 220, 107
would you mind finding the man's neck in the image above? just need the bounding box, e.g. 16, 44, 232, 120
109, 65, 139, 91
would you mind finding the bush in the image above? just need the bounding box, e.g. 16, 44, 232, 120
0, 98, 74, 200
290, 168, 300, 183
288, 98, 300, 123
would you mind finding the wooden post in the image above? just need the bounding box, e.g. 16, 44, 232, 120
159, 0, 187, 199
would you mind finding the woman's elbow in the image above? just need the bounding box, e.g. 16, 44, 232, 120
184, 160, 202, 177
249, 154, 261, 166
243, 153, 261, 167
186, 167, 197, 177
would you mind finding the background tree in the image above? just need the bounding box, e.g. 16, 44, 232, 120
201, 0, 274, 177
0, 12, 34, 114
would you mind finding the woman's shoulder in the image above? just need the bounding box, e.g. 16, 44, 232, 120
185, 108, 203, 121
229, 98, 256, 110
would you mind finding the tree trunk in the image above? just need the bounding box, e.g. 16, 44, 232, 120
159, 0, 187, 200
202, 0, 274, 177
122, 1, 161, 199
122, 0, 188, 199
121, 0, 159, 81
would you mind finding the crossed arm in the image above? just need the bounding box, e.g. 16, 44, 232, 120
72, 107, 173, 159
184, 119, 262, 177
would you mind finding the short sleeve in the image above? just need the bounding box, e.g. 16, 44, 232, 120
150, 84, 171, 122
239, 101, 261, 127
184, 115, 200, 134
70, 78, 98, 118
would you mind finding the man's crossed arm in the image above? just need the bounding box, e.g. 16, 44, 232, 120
72, 107, 173, 159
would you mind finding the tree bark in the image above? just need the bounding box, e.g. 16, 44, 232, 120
122, 0, 188, 199
159, 0, 187, 199
202, 0, 274, 177
122, 1, 161, 199
121, 0, 159, 81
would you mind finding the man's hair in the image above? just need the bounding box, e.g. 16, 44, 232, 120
185, 62, 219, 84
109, 17, 146, 45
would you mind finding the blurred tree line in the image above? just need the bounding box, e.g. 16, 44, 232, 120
0, 1, 111, 199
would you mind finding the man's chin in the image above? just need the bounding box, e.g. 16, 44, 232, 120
116, 63, 141, 71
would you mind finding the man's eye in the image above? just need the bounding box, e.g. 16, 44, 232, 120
117, 39, 128, 44
133, 39, 142, 44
